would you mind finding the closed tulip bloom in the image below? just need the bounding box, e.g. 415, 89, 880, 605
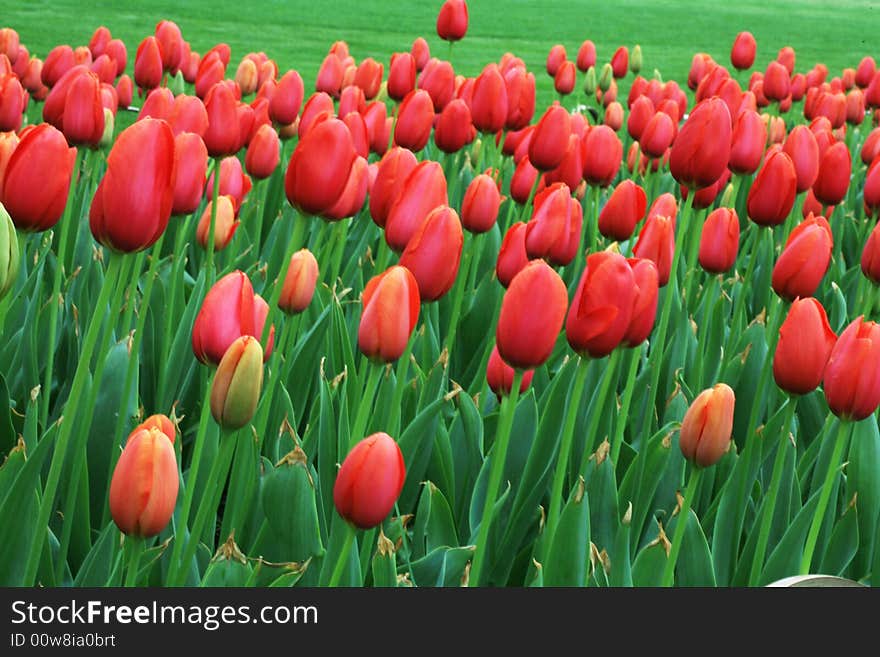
862, 128, 880, 165
603, 101, 623, 132
399, 205, 463, 301
244, 123, 280, 180
510, 157, 539, 204
772, 297, 836, 395
418, 58, 455, 113
487, 345, 534, 399
682, 168, 730, 210
358, 265, 420, 362
861, 219, 880, 283
279, 248, 319, 314
210, 335, 264, 430
194, 54, 226, 100
130, 414, 176, 444
864, 158, 880, 216
285, 117, 360, 217
395, 89, 435, 152
196, 195, 238, 250
497, 260, 568, 369
504, 65, 536, 130
411, 37, 430, 72
699, 207, 739, 274
319, 154, 369, 222
639, 111, 675, 159
334, 432, 406, 530
134, 36, 163, 91
747, 150, 797, 226
172, 132, 208, 216
315, 54, 343, 99
369, 147, 418, 228
598, 180, 647, 241
762, 62, 791, 103
137, 86, 174, 122
856, 57, 876, 89
583, 125, 623, 187
623, 257, 659, 347
730, 31, 757, 70
566, 251, 636, 357
268, 70, 304, 126
627, 95, 655, 140
782, 125, 820, 192
679, 384, 735, 467
206, 156, 253, 214
90, 119, 175, 252
42, 45, 75, 87
633, 213, 675, 286
192, 270, 274, 365
544, 133, 584, 191
546, 44, 566, 77
524, 182, 582, 266
181, 48, 200, 84
496, 222, 530, 288
576, 40, 596, 73
471, 64, 508, 133
669, 98, 731, 189
0, 28, 20, 64
155, 20, 183, 73
0, 74, 24, 133
116, 74, 133, 109
109, 427, 179, 537
385, 160, 448, 251
433, 98, 473, 153
202, 82, 240, 157
234, 58, 258, 96
297, 92, 334, 138
354, 57, 383, 100
166, 94, 207, 136
0, 132, 19, 192
529, 103, 571, 171
436, 0, 468, 41
554, 60, 576, 96
823, 317, 880, 420
729, 109, 766, 174
610, 47, 629, 79
387, 52, 416, 102
846, 89, 866, 125
812, 141, 851, 206
462, 173, 504, 234
338, 85, 366, 121
771, 213, 833, 300
362, 101, 389, 155
1, 123, 75, 232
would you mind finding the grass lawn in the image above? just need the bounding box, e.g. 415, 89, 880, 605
5, 1, 879, 107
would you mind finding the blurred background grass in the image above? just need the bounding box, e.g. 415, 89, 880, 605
5, 0, 879, 106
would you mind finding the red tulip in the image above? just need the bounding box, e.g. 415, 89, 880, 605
823, 317, 880, 420
116, 74, 133, 109
0, 132, 18, 193
0, 123, 76, 232
196, 194, 239, 250
385, 160, 448, 251
297, 92, 333, 138
730, 31, 756, 70
847, 89, 866, 125
202, 82, 240, 157
639, 111, 675, 159
358, 266, 420, 362
105, 38, 127, 77
628, 97, 655, 144
782, 125, 820, 193
633, 212, 675, 286
729, 109, 766, 174
576, 40, 596, 73
399, 205, 463, 301
496, 260, 568, 369
436, 0, 469, 41
861, 219, 880, 283
206, 156, 253, 214
598, 180, 647, 241
763, 61, 791, 102
503, 65, 536, 130
268, 70, 304, 126
354, 57, 383, 100
554, 60, 576, 96
42, 45, 75, 87
604, 101, 624, 131
411, 37, 430, 72
773, 297, 836, 395
771, 213, 833, 300
433, 98, 474, 153
395, 89, 435, 151
471, 64, 508, 133
529, 103, 571, 171
611, 47, 629, 79
681, 168, 730, 210
546, 45, 566, 77
387, 52, 416, 102
172, 132, 208, 216
524, 182, 582, 266
510, 156, 539, 204
418, 58, 455, 112
462, 173, 504, 234
623, 257, 659, 347
90, 119, 175, 252
192, 270, 275, 365
369, 147, 418, 228
134, 36, 163, 91
244, 123, 280, 180
583, 125, 623, 187
109, 427, 179, 537
812, 141, 851, 206
334, 432, 406, 530
279, 249, 319, 315
699, 207, 739, 274
679, 384, 735, 467
864, 157, 880, 216
669, 97, 732, 189
544, 133, 585, 191
566, 251, 636, 358
487, 345, 534, 399
747, 150, 797, 226
315, 54, 343, 99
0, 74, 24, 133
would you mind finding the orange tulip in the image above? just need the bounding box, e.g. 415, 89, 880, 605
279, 249, 319, 315
679, 384, 735, 467
358, 266, 420, 362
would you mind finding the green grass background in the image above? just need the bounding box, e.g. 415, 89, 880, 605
5, 1, 879, 107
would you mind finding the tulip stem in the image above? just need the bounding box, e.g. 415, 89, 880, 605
743, 293, 785, 445
40, 148, 83, 430
578, 348, 621, 472
469, 370, 523, 587
693, 274, 722, 389
252, 178, 269, 257
124, 536, 144, 588
350, 360, 383, 449
545, 357, 590, 543
443, 233, 474, 354
328, 523, 357, 587
205, 157, 222, 287
610, 345, 643, 466
799, 420, 851, 575
660, 466, 704, 586
386, 334, 415, 437
730, 224, 761, 330
23, 252, 127, 586
748, 396, 798, 586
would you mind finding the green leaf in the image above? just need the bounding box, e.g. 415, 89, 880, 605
583, 442, 618, 554
759, 492, 821, 585
449, 390, 483, 540
543, 477, 590, 587
631, 526, 669, 587
0, 373, 15, 455
413, 481, 459, 559
819, 502, 859, 577
73, 522, 119, 586
405, 546, 474, 587
201, 537, 254, 587
371, 530, 398, 588
398, 395, 449, 514
666, 508, 716, 587
846, 415, 880, 578
609, 506, 633, 587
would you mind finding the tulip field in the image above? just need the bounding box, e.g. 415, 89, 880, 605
2, 1, 880, 591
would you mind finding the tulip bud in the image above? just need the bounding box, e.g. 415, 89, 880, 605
279, 248, 319, 315
433, 98, 474, 153
611, 47, 629, 79
729, 109, 766, 175
399, 205, 463, 302
461, 173, 503, 234
510, 156, 539, 204
823, 317, 880, 420
623, 257, 659, 347
134, 36, 163, 91
598, 180, 647, 241
699, 208, 739, 274
669, 97, 732, 189
358, 266, 420, 362
639, 111, 675, 159
487, 345, 534, 400
394, 89, 435, 152
496, 260, 568, 369
0, 203, 19, 300
472, 64, 508, 133
196, 195, 239, 251
747, 150, 797, 227
524, 182, 582, 267
566, 252, 636, 358
235, 58, 259, 96
334, 432, 406, 529
210, 336, 264, 430
418, 58, 454, 112
583, 66, 597, 96
576, 41, 596, 73
99, 107, 115, 148
384, 160, 448, 252
630, 45, 643, 75
528, 103, 571, 171
245, 123, 280, 180
730, 32, 757, 71
172, 132, 208, 216
633, 212, 675, 286
771, 214, 833, 301
436, 0, 469, 42
679, 384, 735, 467
772, 297, 836, 396
496, 222, 530, 288
388, 52, 416, 102
812, 141, 851, 206
109, 427, 179, 537
782, 125, 820, 193
203, 82, 241, 157
546, 45, 567, 77
598, 63, 613, 92
554, 60, 576, 96
369, 147, 418, 228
